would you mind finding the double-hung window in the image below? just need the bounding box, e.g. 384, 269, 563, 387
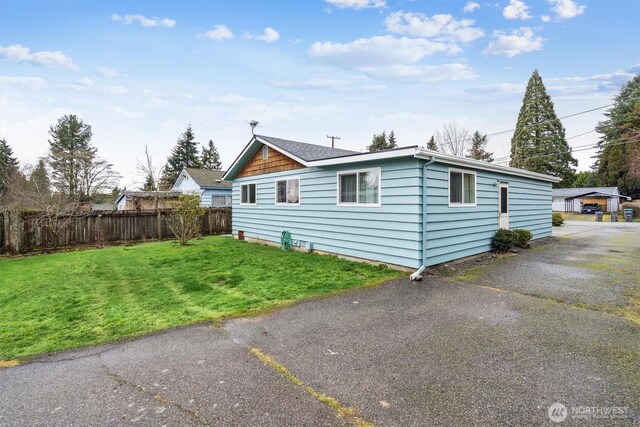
337, 168, 381, 206
240, 183, 257, 205
275, 178, 300, 205
449, 169, 476, 206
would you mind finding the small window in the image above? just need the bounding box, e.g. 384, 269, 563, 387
240, 183, 256, 205
212, 195, 232, 207
275, 178, 300, 205
449, 169, 476, 206
262, 146, 268, 160
338, 168, 380, 206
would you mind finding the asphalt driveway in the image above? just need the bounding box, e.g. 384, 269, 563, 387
1, 223, 639, 426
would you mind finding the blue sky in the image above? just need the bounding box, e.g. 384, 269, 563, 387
1, 0, 639, 187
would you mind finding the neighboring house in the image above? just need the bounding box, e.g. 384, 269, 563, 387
223, 135, 560, 273
115, 191, 182, 211
172, 168, 232, 207
552, 187, 631, 212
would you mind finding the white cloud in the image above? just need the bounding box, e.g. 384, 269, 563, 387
0, 76, 46, 90
541, 15, 552, 22
0, 44, 77, 70
466, 82, 524, 96
385, 11, 484, 43
357, 63, 477, 82
548, 0, 586, 19
254, 27, 280, 43
463, 1, 480, 13
503, 0, 532, 20
324, 0, 386, 10
76, 77, 94, 87
269, 78, 386, 93
206, 25, 233, 40
309, 36, 456, 69
483, 27, 544, 57
97, 66, 120, 77
111, 14, 176, 28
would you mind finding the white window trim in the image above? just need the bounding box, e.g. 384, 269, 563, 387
211, 194, 232, 207
448, 168, 477, 207
336, 167, 382, 207
240, 182, 258, 205
274, 176, 301, 206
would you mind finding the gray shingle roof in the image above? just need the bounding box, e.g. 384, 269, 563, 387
184, 168, 232, 188
552, 187, 619, 198
257, 135, 359, 162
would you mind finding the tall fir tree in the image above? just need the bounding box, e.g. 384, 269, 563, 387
510, 70, 577, 187
29, 159, 50, 193
593, 75, 640, 195
387, 130, 398, 149
142, 173, 156, 191
200, 139, 222, 170
47, 114, 95, 197
367, 130, 398, 152
0, 138, 19, 196
426, 136, 438, 151
163, 125, 201, 186
467, 131, 494, 162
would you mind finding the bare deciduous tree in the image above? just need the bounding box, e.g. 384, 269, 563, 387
434, 122, 471, 156
137, 145, 169, 239
167, 194, 205, 245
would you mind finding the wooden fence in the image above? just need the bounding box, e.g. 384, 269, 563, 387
0, 208, 232, 254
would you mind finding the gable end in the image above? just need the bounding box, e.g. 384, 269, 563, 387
236, 145, 305, 178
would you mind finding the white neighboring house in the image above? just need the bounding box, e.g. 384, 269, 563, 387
552, 186, 631, 212
172, 168, 232, 207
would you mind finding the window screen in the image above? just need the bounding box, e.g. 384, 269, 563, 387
500, 187, 508, 213
450, 172, 462, 203
241, 184, 256, 204
339, 174, 357, 203
276, 179, 299, 204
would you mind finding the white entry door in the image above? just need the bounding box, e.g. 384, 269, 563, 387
499, 183, 509, 229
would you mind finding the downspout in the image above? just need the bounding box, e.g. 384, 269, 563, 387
410, 155, 435, 281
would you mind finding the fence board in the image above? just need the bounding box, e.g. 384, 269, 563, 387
0, 208, 231, 253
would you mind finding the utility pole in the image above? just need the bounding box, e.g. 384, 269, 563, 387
327, 135, 341, 148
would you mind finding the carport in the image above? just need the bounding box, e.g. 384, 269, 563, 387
562, 190, 631, 212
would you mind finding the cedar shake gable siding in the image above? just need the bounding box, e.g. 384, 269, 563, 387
236, 145, 305, 178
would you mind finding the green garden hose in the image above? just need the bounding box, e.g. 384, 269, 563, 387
280, 230, 292, 251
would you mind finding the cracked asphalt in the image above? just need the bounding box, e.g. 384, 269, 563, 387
1, 223, 639, 426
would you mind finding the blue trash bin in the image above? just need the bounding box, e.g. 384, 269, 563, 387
624, 209, 634, 222
595, 212, 604, 222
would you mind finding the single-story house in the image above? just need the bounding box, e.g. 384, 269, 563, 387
223, 135, 560, 274
115, 191, 182, 211
172, 168, 232, 207
552, 187, 631, 212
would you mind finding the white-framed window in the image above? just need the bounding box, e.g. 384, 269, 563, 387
262, 146, 268, 160
337, 167, 381, 207
240, 183, 257, 205
212, 195, 232, 207
275, 177, 300, 205
449, 168, 476, 207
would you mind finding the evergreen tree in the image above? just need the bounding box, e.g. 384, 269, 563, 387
467, 131, 494, 162
200, 139, 222, 170
29, 159, 50, 193
163, 125, 201, 185
387, 130, 398, 149
48, 115, 95, 197
510, 70, 577, 187
367, 130, 398, 152
593, 75, 640, 195
426, 136, 438, 151
573, 171, 596, 188
142, 173, 156, 191
0, 138, 19, 196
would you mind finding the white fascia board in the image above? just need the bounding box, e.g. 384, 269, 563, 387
414, 148, 561, 183
309, 147, 417, 167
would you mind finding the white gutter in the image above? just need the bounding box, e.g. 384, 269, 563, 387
414, 148, 561, 183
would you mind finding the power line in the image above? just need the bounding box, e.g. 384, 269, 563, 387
492, 130, 598, 162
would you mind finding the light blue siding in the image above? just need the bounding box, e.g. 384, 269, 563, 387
231, 156, 552, 269
423, 162, 552, 266
201, 188, 232, 207
232, 158, 424, 268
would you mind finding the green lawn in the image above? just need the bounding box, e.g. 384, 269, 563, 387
0, 237, 402, 360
